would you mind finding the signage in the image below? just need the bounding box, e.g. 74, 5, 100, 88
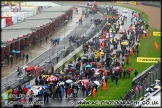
137, 57, 161, 63
153, 32, 161, 36
130, 1, 136, 5
116, 1, 122, 4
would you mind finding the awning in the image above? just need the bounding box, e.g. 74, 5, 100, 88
19, 35, 24, 39
28, 32, 33, 36
7, 39, 14, 42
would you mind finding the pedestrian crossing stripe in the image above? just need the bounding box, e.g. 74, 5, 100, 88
137, 57, 161, 63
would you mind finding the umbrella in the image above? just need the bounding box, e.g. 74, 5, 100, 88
66, 75, 72, 78
121, 41, 127, 45
42, 85, 48, 89
116, 66, 120, 70
91, 68, 96, 71
35, 67, 43, 71
82, 57, 87, 59
42, 75, 49, 78
68, 64, 73, 67
26, 65, 35, 72
26, 85, 31, 89
49, 82, 54, 84
86, 64, 91, 68
60, 81, 65, 85
90, 82, 96, 87
23, 66, 28, 70
94, 81, 100, 86
105, 76, 109, 79
11, 50, 16, 53
100, 52, 104, 55
98, 68, 104, 72
16, 51, 21, 54
51, 77, 57, 81
74, 70, 80, 74
60, 72, 65, 74
46, 77, 51, 82
143, 30, 146, 33
66, 79, 73, 83
94, 72, 100, 75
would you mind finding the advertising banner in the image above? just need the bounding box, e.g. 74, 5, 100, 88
137, 57, 161, 63
130, 1, 136, 5
153, 32, 161, 36
116, 1, 122, 4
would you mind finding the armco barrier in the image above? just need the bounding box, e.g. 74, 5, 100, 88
118, 62, 161, 107
141, 2, 161, 8
1, 7, 107, 93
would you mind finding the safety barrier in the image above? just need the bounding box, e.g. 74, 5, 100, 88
117, 62, 161, 107
1, 7, 108, 94
140, 1, 161, 8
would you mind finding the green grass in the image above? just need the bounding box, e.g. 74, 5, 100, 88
77, 5, 161, 107
57, 50, 84, 71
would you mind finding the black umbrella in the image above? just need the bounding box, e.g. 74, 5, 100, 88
74, 70, 80, 74
90, 82, 97, 87
56, 72, 60, 74
66, 75, 72, 78
55, 74, 60, 77
105, 76, 109, 79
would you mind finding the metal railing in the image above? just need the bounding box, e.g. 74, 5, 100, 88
118, 62, 161, 107
1, 7, 108, 93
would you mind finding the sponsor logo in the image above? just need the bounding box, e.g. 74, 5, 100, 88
116, 1, 122, 4
130, 1, 136, 5
153, 32, 161, 36
137, 57, 161, 63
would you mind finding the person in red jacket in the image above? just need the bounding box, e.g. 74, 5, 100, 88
13, 89, 17, 95
126, 57, 129, 65
67, 88, 71, 100
23, 87, 28, 94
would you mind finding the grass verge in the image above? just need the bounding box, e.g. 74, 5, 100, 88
77, 5, 161, 107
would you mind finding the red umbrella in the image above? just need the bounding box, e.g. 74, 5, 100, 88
98, 68, 104, 72
78, 79, 90, 85
35, 67, 43, 71
50, 76, 57, 81
46, 77, 51, 82
26, 65, 35, 72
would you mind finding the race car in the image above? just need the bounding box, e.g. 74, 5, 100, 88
27, 86, 43, 96
123, 8, 128, 13
87, 2, 92, 6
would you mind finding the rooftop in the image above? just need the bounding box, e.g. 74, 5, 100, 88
1, 30, 31, 42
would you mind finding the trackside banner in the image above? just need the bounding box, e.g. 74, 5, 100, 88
137, 57, 161, 63
116, 1, 122, 4
153, 32, 161, 36
130, 1, 136, 5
